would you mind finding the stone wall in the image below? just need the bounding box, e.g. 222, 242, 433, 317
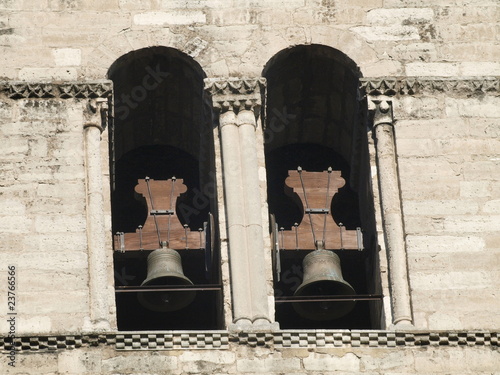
0, 0, 498, 79
0, 83, 116, 336
393, 79, 500, 330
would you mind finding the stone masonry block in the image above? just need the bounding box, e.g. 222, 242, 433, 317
412, 289, 498, 314
58, 350, 102, 374
0, 199, 26, 215
469, 118, 500, 138
179, 350, 235, 364
410, 271, 492, 290
406, 235, 486, 253
442, 215, 500, 233
465, 347, 500, 372
439, 42, 500, 62
409, 252, 500, 274
393, 42, 438, 61
406, 62, 460, 76
352, 25, 420, 41
1, 135, 29, 156
16, 315, 53, 335
398, 158, 458, 178
361, 349, 415, 371
302, 352, 360, 372
395, 119, 467, 139
396, 138, 500, 157
446, 97, 500, 119
413, 347, 465, 373
463, 161, 500, 180
460, 62, 500, 76
0, 215, 32, 233
19, 290, 89, 314
53, 48, 82, 66
163, 0, 233, 8
367, 8, 434, 25
483, 199, 500, 213
0, 352, 58, 374
395, 96, 443, 119
18, 68, 77, 81
460, 181, 492, 198
34, 214, 86, 233
237, 357, 301, 373
101, 354, 178, 373
22, 233, 88, 252
133, 11, 206, 25
403, 199, 479, 216
233, 0, 305, 7
401, 178, 461, 200
0, 251, 88, 271
18, 270, 88, 292
36, 182, 86, 200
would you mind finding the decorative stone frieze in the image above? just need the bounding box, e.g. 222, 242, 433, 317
204, 77, 266, 113
59, 82, 112, 99
0, 81, 112, 99
359, 77, 500, 97
3, 82, 56, 98
0, 331, 497, 352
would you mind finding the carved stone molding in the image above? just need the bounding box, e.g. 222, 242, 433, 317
0, 331, 497, 352
370, 98, 394, 128
204, 77, 266, 113
3, 82, 56, 99
360, 77, 500, 97
59, 82, 112, 99
1, 81, 112, 99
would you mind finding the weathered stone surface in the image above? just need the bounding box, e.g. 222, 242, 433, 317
0, 0, 499, 373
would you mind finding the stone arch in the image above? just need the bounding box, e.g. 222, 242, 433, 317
262, 44, 380, 329
253, 27, 378, 77
86, 27, 377, 79
108, 46, 221, 331
86, 29, 207, 79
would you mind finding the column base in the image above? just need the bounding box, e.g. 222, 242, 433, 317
229, 319, 280, 332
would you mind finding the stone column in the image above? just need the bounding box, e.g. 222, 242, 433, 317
370, 97, 413, 328
83, 98, 111, 331
205, 78, 275, 330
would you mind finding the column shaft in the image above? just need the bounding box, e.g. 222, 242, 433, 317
373, 105, 413, 327
83, 99, 110, 331
238, 110, 270, 323
219, 111, 253, 325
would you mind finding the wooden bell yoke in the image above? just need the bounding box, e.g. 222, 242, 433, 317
114, 177, 211, 252
272, 167, 363, 252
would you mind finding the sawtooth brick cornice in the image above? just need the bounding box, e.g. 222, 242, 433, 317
359, 77, 500, 97
0, 81, 113, 99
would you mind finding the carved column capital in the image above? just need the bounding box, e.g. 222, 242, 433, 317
367, 96, 394, 128
83, 98, 109, 132
204, 77, 266, 116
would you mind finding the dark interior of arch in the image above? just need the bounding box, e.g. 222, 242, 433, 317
108, 46, 213, 232
263, 45, 380, 329
263, 45, 363, 232
108, 47, 221, 331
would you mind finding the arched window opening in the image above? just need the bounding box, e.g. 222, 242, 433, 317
263, 45, 380, 329
108, 47, 222, 331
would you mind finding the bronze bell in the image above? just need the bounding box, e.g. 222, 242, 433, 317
137, 247, 196, 312
293, 249, 356, 321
